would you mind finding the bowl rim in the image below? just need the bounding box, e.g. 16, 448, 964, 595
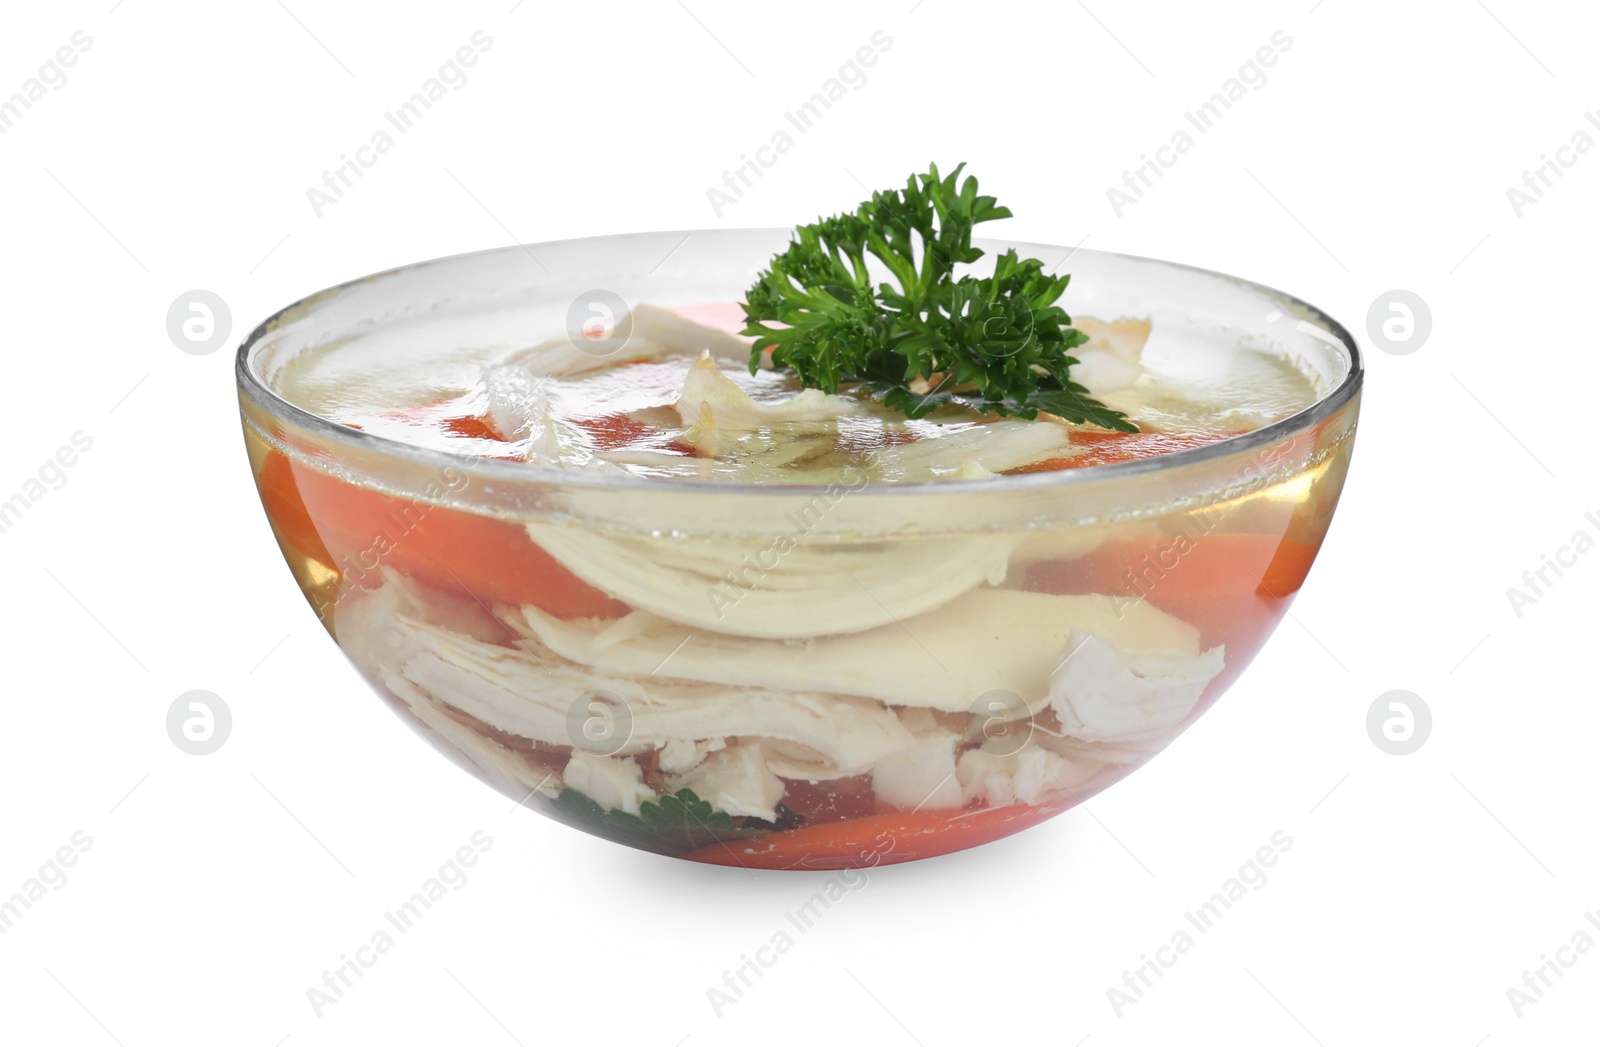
235, 231, 1363, 497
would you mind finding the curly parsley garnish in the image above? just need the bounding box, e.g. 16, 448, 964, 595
741, 162, 1136, 432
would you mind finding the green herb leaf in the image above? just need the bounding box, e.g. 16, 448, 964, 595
548, 787, 769, 856
741, 162, 1137, 432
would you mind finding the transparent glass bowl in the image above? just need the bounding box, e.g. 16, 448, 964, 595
237, 231, 1361, 870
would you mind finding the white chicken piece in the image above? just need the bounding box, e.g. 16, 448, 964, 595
666, 353, 1081, 477
515, 587, 1217, 715
1049, 631, 1226, 748
871, 709, 964, 811
592, 335, 1096, 481
1072, 316, 1152, 396
477, 304, 762, 463
657, 737, 723, 774
675, 350, 859, 432
483, 302, 752, 384
668, 743, 785, 821
957, 746, 1088, 807
865, 419, 1076, 482
334, 580, 563, 801
335, 571, 915, 781
594, 414, 1080, 483
595, 426, 853, 482
672, 350, 865, 460
630, 303, 754, 363
521, 522, 1022, 640
946, 454, 995, 481
482, 360, 617, 469
386, 672, 563, 801
563, 751, 656, 815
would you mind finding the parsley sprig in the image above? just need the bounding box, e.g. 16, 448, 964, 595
741, 163, 1137, 432
549, 786, 769, 855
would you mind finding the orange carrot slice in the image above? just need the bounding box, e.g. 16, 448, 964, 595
1025, 532, 1319, 661
682, 802, 1070, 870
254, 449, 628, 620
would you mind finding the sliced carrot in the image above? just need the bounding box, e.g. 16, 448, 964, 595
1025, 532, 1320, 670
255, 449, 628, 620
566, 412, 695, 457
567, 412, 653, 451
440, 413, 505, 442
255, 450, 335, 567
682, 802, 1070, 870
1029, 531, 1318, 602
371, 400, 700, 461
351, 400, 529, 460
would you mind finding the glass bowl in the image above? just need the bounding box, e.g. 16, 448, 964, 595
236, 230, 1361, 870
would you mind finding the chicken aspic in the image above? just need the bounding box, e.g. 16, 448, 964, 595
248, 297, 1342, 868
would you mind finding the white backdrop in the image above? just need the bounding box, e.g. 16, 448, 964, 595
1, 1, 1594, 1043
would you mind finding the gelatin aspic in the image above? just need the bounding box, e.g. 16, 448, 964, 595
248, 296, 1352, 869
